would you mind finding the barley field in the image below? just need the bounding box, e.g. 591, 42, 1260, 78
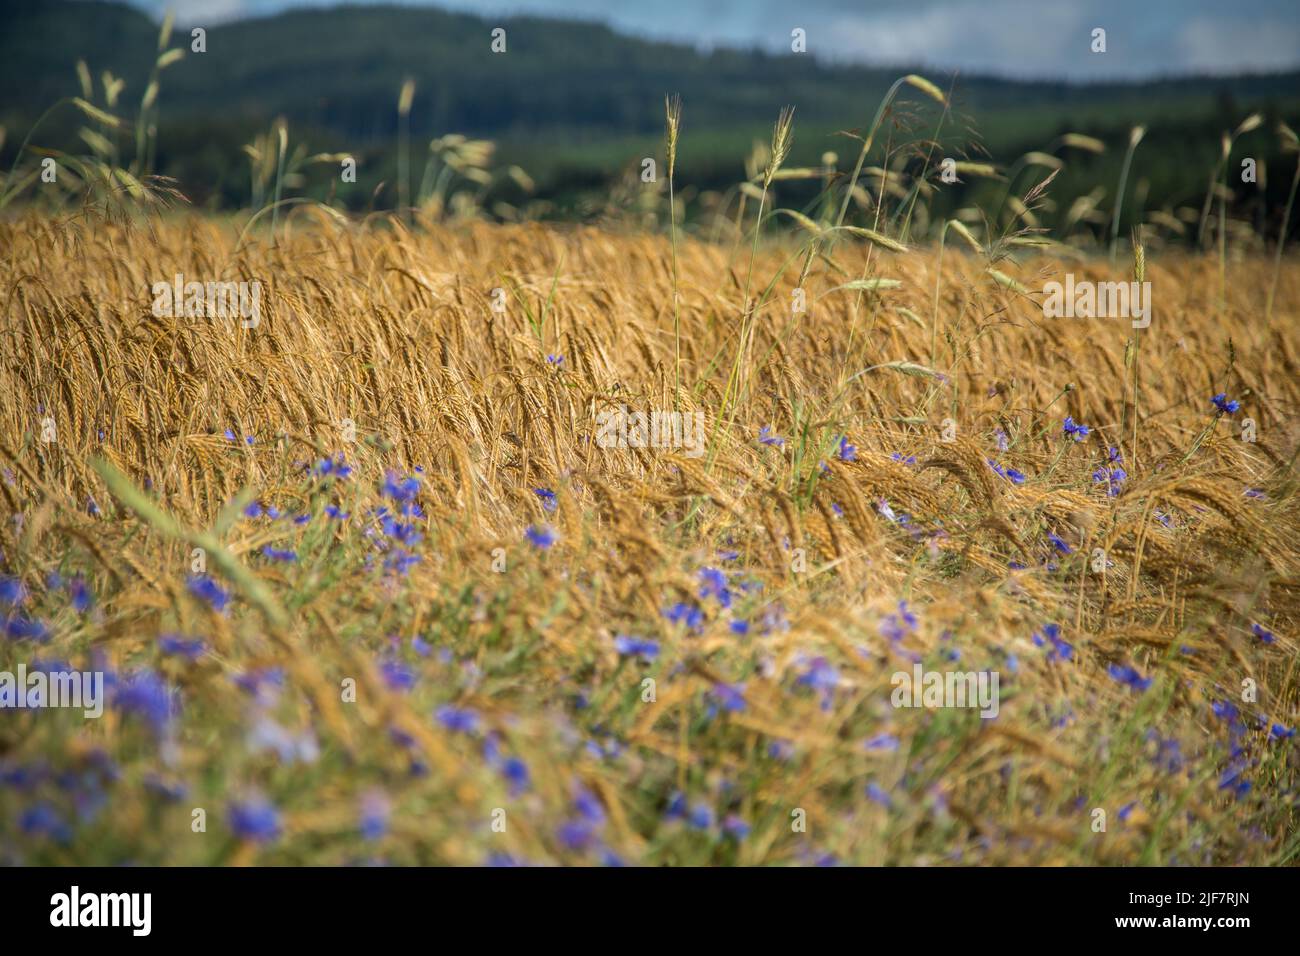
1, 203, 1297, 866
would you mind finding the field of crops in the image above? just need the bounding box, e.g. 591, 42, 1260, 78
1, 204, 1297, 865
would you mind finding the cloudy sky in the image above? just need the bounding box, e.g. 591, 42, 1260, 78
119, 0, 1300, 80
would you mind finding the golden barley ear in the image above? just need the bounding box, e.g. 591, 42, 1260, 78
664, 94, 682, 179
764, 106, 795, 188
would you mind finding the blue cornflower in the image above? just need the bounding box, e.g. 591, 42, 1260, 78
113, 670, 177, 734
380, 659, 417, 692
663, 601, 704, 631
7, 614, 52, 644
1033, 622, 1073, 662
839, 437, 857, 461
260, 546, 298, 563
1269, 723, 1295, 741
0, 576, 26, 606
573, 787, 605, 824
546, 354, 564, 367
891, 452, 918, 466
501, 757, 531, 795
987, 458, 1026, 485
557, 819, 597, 851
1047, 531, 1073, 554
796, 657, 840, 693
1062, 416, 1090, 441
315, 455, 353, 479
1108, 663, 1153, 692
864, 732, 900, 752
158, 634, 206, 661
228, 795, 281, 842
533, 488, 557, 512
525, 524, 555, 549
68, 577, 91, 613
687, 803, 714, 830
1211, 393, 1240, 415
880, 600, 918, 642
1211, 700, 1239, 722
613, 635, 660, 660
20, 802, 72, 842
435, 705, 480, 734
722, 814, 751, 840
381, 472, 420, 504
758, 425, 784, 448
324, 505, 349, 520
711, 682, 747, 713
729, 619, 750, 636
187, 574, 231, 612
1092, 462, 1126, 497
865, 782, 892, 807
697, 566, 732, 608
359, 790, 390, 840
1251, 623, 1275, 644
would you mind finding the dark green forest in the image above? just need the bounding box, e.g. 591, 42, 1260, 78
3, 0, 1299, 235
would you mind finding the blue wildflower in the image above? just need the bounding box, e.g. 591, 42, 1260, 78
381, 472, 420, 504
158, 634, 206, 660
533, 488, 557, 512
1047, 531, 1072, 554
359, 790, 390, 840
613, 635, 660, 660
435, 705, 480, 734
722, 814, 751, 840
1033, 622, 1073, 662
525, 524, 555, 549
697, 566, 732, 608
1211, 393, 1240, 415
4, 614, 50, 642
501, 757, 530, 795
758, 425, 784, 448
228, 795, 281, 842
68, 577, 91, 613
663, 601, 704, 631
839, 437, 857, 462
380, 659, 417, 692
1062, 416, 1090, 441
114, 670, 177, 734
1108, 663, 1153, 692
0, 576, 26, 606
688, 803, 714, 830
187, 574, 231, 612
315, 455, 353, 480
711, 682, 747, 713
